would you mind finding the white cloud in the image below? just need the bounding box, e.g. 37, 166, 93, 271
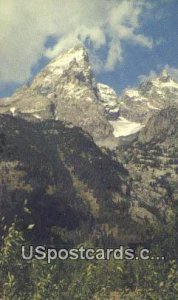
164, 65, 178, 81
105, 40, 123, 71
0, 0, 154, 85
139, 70, 157, 83
139, 65, 178, 83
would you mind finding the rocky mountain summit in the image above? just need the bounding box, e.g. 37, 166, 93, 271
119, 69, 178, 123
0, 46, 119, 147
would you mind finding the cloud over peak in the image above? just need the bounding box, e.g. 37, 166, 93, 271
0, 0, 154, 85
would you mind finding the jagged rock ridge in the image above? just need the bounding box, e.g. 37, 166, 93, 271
119, 69, 178, 123
0, 46, 178, 144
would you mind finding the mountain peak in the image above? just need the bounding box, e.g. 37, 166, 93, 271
119, 68, 178, 123
30, 44, 93, 93
50, 44, 89, 70
9, 44, 115, 144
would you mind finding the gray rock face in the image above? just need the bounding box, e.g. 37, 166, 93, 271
96, 83, 120, 120
119, 69, 178, 123
138, 105, 178, 145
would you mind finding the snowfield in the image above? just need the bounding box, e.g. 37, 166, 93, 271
110, 117, 144, 137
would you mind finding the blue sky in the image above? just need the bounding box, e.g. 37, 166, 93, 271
0, 0, 178, 97
96, 0, 178, 92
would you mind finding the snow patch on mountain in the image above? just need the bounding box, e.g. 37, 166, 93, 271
10, 107, 16, 116
50, 46, 87, 70
147, 102, 160, 110
110, 117, 144, 137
